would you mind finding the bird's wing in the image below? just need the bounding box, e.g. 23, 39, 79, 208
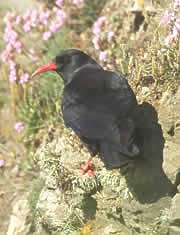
62, 101, 116, 139
69, 65, 137, 117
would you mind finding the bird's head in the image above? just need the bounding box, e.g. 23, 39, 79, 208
31, 49, 100, 84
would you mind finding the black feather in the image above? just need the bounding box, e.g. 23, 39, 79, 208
57, 49, 139, 168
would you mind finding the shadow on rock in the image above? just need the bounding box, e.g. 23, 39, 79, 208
125, 102, 176, 204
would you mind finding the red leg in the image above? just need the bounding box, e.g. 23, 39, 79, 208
81, 156, 94, 176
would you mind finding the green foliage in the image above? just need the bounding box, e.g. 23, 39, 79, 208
28, 177, 44, 216
79, 0, 109, 31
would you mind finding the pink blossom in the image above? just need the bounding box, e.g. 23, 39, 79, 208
14, 122, 25, 132
39, 10, 50, 26
13, 41, 23, 53
56, 0, 64, 7
96, 16, 106, 27
23, 9, 31, 21
15, 15, 22, 25
92, 36, 100, 50
30, 10, 38, 27
23, 23, 31, 32
9, 60, 16, 70
19, 73, 30, 84
1, 44, 13, 63
93, 16, 106, 35
9, 69, 17, 83
3, 12, 16, 24
93, 24, 101, 35
42, 31, 52, 41
72, 0, 84, 5
55, 9, 67, 20
173, 0, 180, 8
160, 10, 175, 25
99, 51, 107, 62
164, 34, 174, 46
0, 159, 5, 168
49, 23, 60, 33
107, 31, 114, 42
3, 28, 18, 43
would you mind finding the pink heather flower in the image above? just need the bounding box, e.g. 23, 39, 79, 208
92, 36, 100, 50
56, 0, 64, 7
23, 9, 31, 21
0, 159, 5, 168
14, 122, 25, 132
39, 10, 50, 26
9, 60, 16, 70
3, 12, 16, 24
93, 24, 101, 35
9, 69, 17, 83
3, 28, 18, 43
23, 23, 31, 32
72, 0, 84, 5
49, 23, 60, 33
15, 15, 22, 25
30, 10, 38, 27
99, 51, 107, 62
107, 31, 114, 42
160, 10, 175, 25
1, 47, 13, 62
14, 41, 23, 53
55, 9, 67, 21
6, 43, 13, 53
173, 0, 180, 8
19, 73, 29, 84
97, 16, 106, 25
164, 34, 174, 46
93, 16, 106, 35
43, 31, 52, 41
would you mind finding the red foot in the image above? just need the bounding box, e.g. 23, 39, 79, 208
81, 157, 94, 176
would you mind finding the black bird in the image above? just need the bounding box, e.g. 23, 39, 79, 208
32, 49, 139, 175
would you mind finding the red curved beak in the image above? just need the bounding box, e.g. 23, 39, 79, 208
31, 61, 58, 78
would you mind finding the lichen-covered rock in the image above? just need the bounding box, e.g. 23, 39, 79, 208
7, 196, 31, 235
169, 194, 180, 226
159, 88, 180, 144
169, 226, 180, 235
21, 86, 179, 235
29, 95, 179, 234
159, 88, 180, 186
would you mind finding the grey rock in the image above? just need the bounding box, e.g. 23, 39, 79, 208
169, 226, 180, 235
141, 86, 150, 97
159, 88, 180, 144
169, 194, 180, 226
7, 196, 31, 235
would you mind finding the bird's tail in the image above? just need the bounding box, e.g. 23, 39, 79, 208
100, 118, 139, 169
99, 141, 130, 168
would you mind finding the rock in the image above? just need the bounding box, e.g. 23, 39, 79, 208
159, 88, 180, 144
169, 194, 180, 226
177, 185, 180, 193
159, 89, 180, 185
169, 226, 180, 235
7, 196, 31, 235
141, 86, 150, 97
